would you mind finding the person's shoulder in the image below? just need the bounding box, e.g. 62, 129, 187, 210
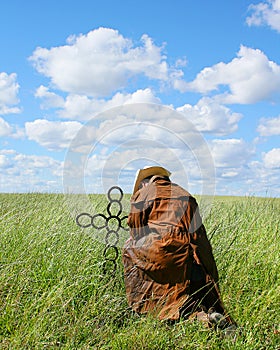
130, 185, 152, 204
170, 182, 193, 198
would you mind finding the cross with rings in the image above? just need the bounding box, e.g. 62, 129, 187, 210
75, 186, 129, 275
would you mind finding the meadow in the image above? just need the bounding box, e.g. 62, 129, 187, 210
0, 193, 279, 349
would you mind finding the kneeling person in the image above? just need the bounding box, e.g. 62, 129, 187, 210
122, 166, 236, 329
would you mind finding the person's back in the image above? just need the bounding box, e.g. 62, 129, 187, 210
123, 166, 236, 331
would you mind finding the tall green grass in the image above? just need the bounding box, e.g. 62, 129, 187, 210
0, 193, 279, 349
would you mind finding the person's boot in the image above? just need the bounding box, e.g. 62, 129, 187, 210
208, 308, 228, 329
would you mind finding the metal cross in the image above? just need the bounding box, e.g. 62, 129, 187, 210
75, 186, 129, 275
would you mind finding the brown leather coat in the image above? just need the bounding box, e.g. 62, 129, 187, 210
122, 176, 228, 321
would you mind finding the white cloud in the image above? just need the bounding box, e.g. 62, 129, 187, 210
21, 103, 278, 197
257, 115, 280, 136
13, 153, 62, 174
180, 46, 280, 104
205, 138, 277, 196
28, 103, 211, 155
29, 27, 183, 97
58, 88, 160, 121
64, 103, 216, 154
246, 157, 280, 196
35, 86, 241, 135
175, 58, 188, 68
0, 72, 21, 114
35, 85, 64, 109
0, 117, 12, 136
81, 144, 212, 196
0, 154, 10, 168
0, 117, 23, 139
210, 138, 255, 168
221, 171, 239, 178
177, 97, 242, 135
0, 149, 63, 192
204, 140, 280, 197
263, 148, 280, 168
0, 149, 16, 155
25, 119, 82, 151
62, 103, 216, 197
246, 0, 280, 33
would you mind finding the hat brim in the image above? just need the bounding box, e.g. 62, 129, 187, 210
132, 166, 171, 194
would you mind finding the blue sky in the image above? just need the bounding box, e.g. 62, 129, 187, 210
0, 0, 279, 196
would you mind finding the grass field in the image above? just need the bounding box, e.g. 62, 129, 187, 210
0, 193, 279, 349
